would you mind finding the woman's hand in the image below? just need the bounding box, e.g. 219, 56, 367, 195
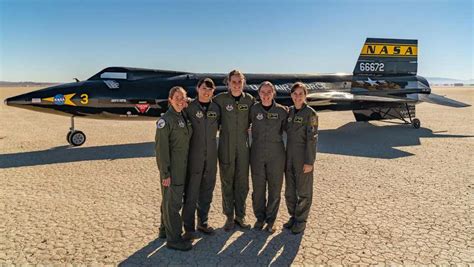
303, 164, 313, 173
162, 177, 171, 187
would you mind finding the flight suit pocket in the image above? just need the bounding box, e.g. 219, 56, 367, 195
170, 154, 186, 186
218, 135, 230, 164
171, 171, 185, 186
188, 155, 204, 175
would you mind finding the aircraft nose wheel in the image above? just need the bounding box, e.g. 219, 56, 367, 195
67, 130, 86, 146
412, 118, 421, 129
67, 116, 87, 146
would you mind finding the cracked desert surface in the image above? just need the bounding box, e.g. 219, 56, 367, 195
1, 87, 473, 265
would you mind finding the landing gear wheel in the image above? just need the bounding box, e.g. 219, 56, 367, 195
68, 130, 86, 146
412, 118, 421, 129
67, 131, 72, 142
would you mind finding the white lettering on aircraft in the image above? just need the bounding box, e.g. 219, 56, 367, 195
248, 82, 329, 93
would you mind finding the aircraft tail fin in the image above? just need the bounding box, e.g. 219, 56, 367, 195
353, 38, 418, 76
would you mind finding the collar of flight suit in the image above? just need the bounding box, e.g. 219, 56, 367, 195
293, 103, 308, 114
259, 100, 277, 113
226, 91, 251, 102
168, 105, 184, 117
193, 99, 214, 111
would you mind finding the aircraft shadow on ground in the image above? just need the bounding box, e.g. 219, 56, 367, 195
119, 229, 302, 266
1, 122, 472, 168
0, 142, 156, 168
317, 122, 473, 158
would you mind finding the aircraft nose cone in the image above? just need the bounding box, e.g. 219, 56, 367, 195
4, 95, 30, 106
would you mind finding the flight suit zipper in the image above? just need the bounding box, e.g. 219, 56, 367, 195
203, 105, 207, 158
263, 108, 268, 156
235, 99, 239, 151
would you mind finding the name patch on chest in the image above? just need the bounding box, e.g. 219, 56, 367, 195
207, 111, 217, 118
238, 104, 248, 111
294, 116, 304, 123
267, 113, 278, 119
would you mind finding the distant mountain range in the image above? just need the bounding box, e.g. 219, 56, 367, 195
425, 77, 474, 85
0, 81, 59, 87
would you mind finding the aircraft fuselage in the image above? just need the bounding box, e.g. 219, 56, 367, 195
5, 71, 430, 120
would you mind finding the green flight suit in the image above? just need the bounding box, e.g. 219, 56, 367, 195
285, 104, 318, 224
155, 106, 192, 243
213, 91, 255, 219
182, 99, 220, 232
249, 101, 288, 224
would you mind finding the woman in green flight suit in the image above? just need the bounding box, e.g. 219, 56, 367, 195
155, 86, 193, 251
249, 81, 288, 233
284, 82, 319, 234
213, 70, 255, 231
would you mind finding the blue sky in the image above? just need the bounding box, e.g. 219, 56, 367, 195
0, 0, 472, 82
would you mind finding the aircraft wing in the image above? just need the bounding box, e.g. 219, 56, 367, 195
307, 91, 471, 108
407, 93, 471, 108
306, 91, 416, 103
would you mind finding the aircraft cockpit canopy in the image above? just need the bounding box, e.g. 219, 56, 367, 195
88, 67, 189, 81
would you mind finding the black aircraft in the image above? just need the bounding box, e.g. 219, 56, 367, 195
5, 38, 469, 146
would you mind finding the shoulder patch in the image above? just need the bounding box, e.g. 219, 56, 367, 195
311, 115, 319, 127
157, 119, 166, 129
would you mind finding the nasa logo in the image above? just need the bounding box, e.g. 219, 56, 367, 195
256, 113, 263, 120
53, 94, 65, 105
362, 44, 417, 57
178, 120, 185, 128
